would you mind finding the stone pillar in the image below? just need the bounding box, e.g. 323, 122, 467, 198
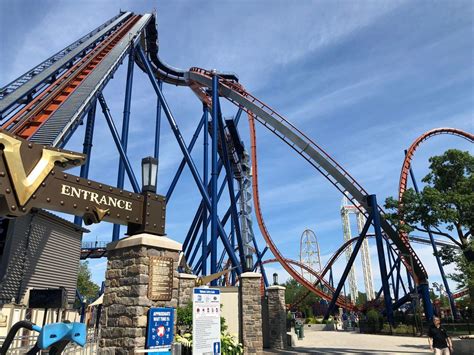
266, 285, 287, 350
239, 272, 263, 355
177, 273, 197, 307
99, 233, 182, 354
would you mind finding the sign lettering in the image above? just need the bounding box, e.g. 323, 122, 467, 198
60, 184, 133, 211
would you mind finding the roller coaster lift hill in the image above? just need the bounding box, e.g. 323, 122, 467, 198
1, 10, 472, 327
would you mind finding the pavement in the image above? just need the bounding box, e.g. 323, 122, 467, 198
263, 330, 433, 354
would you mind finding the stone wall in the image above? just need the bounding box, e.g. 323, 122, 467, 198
177, 273, 196, 307
266, 285, 287, 350
239, 272, 263, 355
99, 234, 181, 354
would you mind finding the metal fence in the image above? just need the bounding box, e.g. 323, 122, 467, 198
0, 330, 98, 354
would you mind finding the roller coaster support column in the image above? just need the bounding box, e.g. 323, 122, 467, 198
166, 114, 205, 201
154, 80, 163, 160
202, 104, 209, 275
74, 101, 97, 226
210, 72, 219, 284
98, 93, 140, 193
137, 47, 242, 274
419, 283, 434, 321
370, 194, 394, 325
113, 47, 135, 241
407, 155, 457, 319
324, 210, 372, 320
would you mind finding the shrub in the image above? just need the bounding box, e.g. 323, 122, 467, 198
177, 302, 193, 330
366, 310, 380, 333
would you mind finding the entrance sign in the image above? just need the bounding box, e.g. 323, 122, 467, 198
193, 288, 221, 354
146, 307, 174, 351
0, 130, 166, 235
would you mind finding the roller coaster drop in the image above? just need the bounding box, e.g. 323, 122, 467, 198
1, 11, 472, 322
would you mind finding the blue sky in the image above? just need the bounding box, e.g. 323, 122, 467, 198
1, 0, 473, 297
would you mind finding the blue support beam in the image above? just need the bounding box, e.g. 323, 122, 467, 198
113, 48, 135, 241
97, 93, 140, 194
192, 200, 235, 273
188, 187, 235, 270
74, 101, 97, 226
375, 256, 400, 300
154, 80, 163, 160
166, 113, 206, 202
202, 105, 209, 275
370, 194, 394, 325
324, 210, 373, 320
185, 173, 229, 262
137, 47, 242, 274
419, 283, 435, 321
210, 73, 219, 284
179, 106, 243, 275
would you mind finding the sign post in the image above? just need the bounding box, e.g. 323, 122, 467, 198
146, 307, 174, 354
193, 288, 221, 354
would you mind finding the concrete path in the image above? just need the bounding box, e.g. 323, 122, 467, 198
264, 330, 432, 354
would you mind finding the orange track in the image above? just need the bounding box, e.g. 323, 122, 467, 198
248, 112, 354, 310
397, 128, 473, 243
2, 15, 140, 140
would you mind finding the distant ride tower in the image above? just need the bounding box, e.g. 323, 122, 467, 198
299, 229, 322, 283
341, 197, 375, 302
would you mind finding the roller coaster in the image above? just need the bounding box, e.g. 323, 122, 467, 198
1, 11, 472, 323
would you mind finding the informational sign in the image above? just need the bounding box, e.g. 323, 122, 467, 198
193, 288, 221, 354
148, 257, 174, 301
146, 307, 174, 351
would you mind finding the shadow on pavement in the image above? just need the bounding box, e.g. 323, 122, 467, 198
263, 347, 428, 354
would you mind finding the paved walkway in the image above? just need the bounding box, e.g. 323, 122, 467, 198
264, 330, 432, 354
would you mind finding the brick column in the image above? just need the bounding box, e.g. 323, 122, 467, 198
99, 233, 181, 354
177, 273, 197, 307
266, 285, 287, 350
239, 272, 263, 355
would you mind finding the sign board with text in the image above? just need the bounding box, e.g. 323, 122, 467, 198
192, 288, 221, 354
146, 307, 174, 351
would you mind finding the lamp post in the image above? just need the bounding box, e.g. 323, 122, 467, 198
245, 254, 253, 272
126, 156, 164, 236
141, 156, 158, 193
273, 273, 278, 286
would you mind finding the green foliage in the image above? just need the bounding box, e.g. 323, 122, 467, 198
305, 316, 323, 324
366, 309, 383, 333
177, 302, 193, 330
382, 323, 413, 335
76, 261, 100, 305
284, 278, 321, 314
175, 333, 192, 347
384, 149, 474, 306
356, 291, 368, 307
221, 331, 243, 354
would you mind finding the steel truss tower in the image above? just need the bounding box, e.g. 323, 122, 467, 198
341, 197, 375, 301
299, 229, 322, 283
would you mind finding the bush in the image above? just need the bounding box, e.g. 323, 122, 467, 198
177, 302, 193, 330
366, 310, 381, 333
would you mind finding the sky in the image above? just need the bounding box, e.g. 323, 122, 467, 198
1, 0, 473, 299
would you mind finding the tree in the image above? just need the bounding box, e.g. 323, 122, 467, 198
385, 149, 474, 308
77, 261, 100, 304
284, 279, 322, 315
